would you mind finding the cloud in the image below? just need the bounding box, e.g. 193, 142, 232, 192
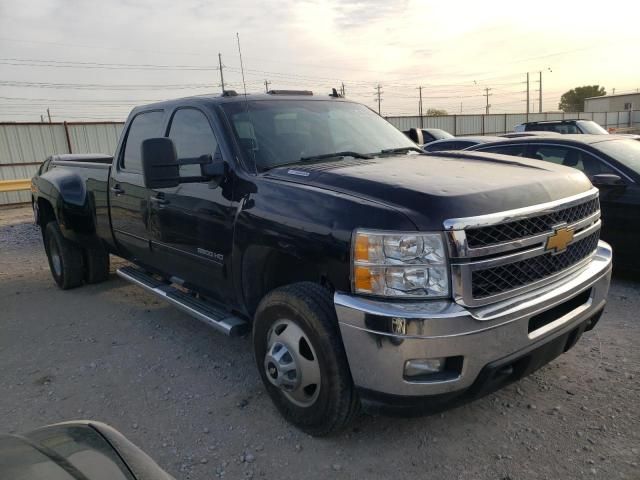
331, 0, 409, 28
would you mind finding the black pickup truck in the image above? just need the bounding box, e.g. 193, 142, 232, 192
32, 91, 612, 435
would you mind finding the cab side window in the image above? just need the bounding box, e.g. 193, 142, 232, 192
168, 109, 219, 177
122, 111, 164, 172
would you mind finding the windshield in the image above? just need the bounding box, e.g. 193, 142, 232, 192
221, 99, 417, 170
579, 121, 609, 134
592, 139, 640, 175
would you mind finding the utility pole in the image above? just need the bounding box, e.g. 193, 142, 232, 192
340, 82, 345, 97
539, 71, 542, 113
47, 108, 52, 123
526, 72, 530, 115
375, 84, 383, 116
417, 86, 424, 127
483, 88, 492, 115
40, 114, 45, 123
460, 101, 462, 114
218, 53, 225, 92
264, 79, 271, 93
612, 88, 616, 95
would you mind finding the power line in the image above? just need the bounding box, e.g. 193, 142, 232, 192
0, 80, 215, 90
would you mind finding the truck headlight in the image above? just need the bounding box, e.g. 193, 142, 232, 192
352, 230, 449, 298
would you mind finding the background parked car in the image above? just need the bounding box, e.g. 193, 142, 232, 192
466, 135, 640, 269
0, 421, 174, 480
422, 135, 503, 152
403, 128, 454, 144
514, 120, 609, 135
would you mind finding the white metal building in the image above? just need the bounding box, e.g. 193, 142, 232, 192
584, 92, 640, 113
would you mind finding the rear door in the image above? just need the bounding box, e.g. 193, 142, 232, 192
147, 107, 236, 302
109, 110, 164, 266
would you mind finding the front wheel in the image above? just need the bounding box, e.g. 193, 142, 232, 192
253, 282, 359, 436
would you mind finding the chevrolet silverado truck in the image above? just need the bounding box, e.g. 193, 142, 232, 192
31, 91, 612, 436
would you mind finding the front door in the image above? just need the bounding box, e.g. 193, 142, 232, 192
147, 107, 236, 303
109, 110, 165, 266
597, 182, 640, 262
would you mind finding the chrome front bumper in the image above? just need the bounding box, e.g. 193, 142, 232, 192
335, 241, 612, 398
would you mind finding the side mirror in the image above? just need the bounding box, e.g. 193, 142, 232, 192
141, 138, 179, 189
592, 173, 626, 189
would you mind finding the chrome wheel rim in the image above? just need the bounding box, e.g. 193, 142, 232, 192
48, 237, 62, 277
264, 319, 321, 407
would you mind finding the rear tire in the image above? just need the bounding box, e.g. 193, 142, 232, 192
84, 248, 110, 284
43, 221, 84, 290
253, 282, 359, 436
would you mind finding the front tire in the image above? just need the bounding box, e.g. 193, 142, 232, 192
253, 282, 359, 436
43, 221, 84, 290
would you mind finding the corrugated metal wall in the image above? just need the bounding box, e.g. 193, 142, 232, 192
0, 122, 124, 205
67, 123, 124, 154
0, 123, 70, 204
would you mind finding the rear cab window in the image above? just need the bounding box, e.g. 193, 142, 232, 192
121, 110, 164, 172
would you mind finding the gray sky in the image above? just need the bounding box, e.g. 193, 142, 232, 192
1, 0, 639, 121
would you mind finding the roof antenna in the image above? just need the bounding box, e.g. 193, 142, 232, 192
235, 32, 257, 173
236, 32, 248, 98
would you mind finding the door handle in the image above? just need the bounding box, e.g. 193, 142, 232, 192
110, 185, 125, 195
150, 195, 170, 206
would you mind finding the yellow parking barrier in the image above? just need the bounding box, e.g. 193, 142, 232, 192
0, 179, 31, 193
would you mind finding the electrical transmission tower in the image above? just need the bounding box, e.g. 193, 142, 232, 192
374, 84, 383, 115
483, 87, 492, 115
417, 86, 424, 127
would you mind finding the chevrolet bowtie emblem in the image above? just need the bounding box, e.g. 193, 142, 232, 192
545, 227, 574, 253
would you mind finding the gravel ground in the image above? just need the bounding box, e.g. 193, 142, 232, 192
1, 204, 638, 480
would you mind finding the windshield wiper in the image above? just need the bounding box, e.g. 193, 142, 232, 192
379, 146, 425, 155
299, 151, 373, 162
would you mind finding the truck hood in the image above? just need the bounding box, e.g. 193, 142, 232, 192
264, 152, 593, 230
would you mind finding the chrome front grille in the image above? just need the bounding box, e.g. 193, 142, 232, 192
471, 230, 600, 299
466, 197, 600, 248
444, 188, 601, 307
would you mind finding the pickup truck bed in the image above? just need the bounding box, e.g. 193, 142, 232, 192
34, 154, 115, 253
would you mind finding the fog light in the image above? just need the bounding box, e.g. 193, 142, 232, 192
404, 358, 445, 378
